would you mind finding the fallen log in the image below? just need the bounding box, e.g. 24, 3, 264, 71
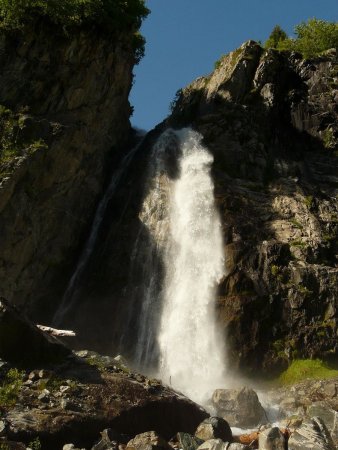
36, 324, 76, 337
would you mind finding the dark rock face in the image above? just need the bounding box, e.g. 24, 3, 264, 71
169, 42, 338, 375
0, 297, 70, 366
0, 18, 135, 319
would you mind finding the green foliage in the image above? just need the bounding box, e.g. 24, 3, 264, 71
270, 264, 280, 276
0, 105, 48, 173
264, 25, 288, 49
28, 437, 42, 450
169, 89, 183, 113
0, 368, 25, 407
290, 218, 303, 229
0, 0, 149, 31
0, 0, 149, 60
279, 359, 338, 385
265, 19, 338, 58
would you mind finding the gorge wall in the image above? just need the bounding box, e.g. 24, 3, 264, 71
169, 42, 338, 375
0, 16, 136, 318
55, 42, 338, 377
0, 24, 336, 379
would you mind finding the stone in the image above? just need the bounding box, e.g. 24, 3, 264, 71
307, 402, 338, 443
63, 445, 76, 450
196, 439, 225, 450
0, 420, 6, 436
195, 417, 232, 442
258, 427, 285, 450
176, 432, 204, 450
126, 431, 170, 450
227, 445, 251, 450
212, 387, 266, 427
288, 417, 335, 450
92, 429, 120, 450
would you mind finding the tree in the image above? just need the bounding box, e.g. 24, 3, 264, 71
265, 19, 338, 58
264, 25, 288, 49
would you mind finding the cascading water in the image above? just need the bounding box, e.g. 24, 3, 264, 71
52, 131, 145, 327
137, 127, 227, 405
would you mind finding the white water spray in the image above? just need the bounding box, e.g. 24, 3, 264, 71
139, 128, 227, 404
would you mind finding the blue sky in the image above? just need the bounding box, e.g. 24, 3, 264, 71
130, 0, 338, 130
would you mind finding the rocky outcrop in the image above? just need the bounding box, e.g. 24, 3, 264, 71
49, 41, 338, 374
169, 42, 338, 374
0, 16, 136, 320
0, 297, 70, 366
1, 351, 208, 449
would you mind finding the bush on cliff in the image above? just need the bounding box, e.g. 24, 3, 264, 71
265, 18, 338, 58
0, 0, 149, 29
0, 0, 149, 62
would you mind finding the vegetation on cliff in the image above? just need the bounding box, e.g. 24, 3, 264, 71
279, 359, 338, 385
0, 0, 150, 61
265, 19, 338, 58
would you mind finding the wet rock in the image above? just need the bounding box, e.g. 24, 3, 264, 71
258, 427, 285, 450
92, 429, 120, 450
126, 431, 170, 450
307, 402, 338, 444
288, 417, 335, 450
212, 387, 266, 427
195, 417, 232, 442
196, 439, 225, 450
176, 432, 203, 450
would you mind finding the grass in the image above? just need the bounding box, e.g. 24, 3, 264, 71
0, 368, 25, 407
279, 359, 338, 385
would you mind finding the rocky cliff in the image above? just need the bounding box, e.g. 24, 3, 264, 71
56, 41, 338, 377
0, 16, 136, 318
169, 42, 338, 375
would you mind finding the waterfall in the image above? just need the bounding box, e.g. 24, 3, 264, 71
138, 127, 226, 405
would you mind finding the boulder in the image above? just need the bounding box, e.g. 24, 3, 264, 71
0, 298, 71, 366
176, 432, 204, 450
126, 431, 170, 450
196, 439, 225, 450
258, 427, 285, 450
195, 417, 232, 442
307, 402, 338, 444
212, 387, 266, 428
227, 445, 251, 450
92, 429, 119, 450
288, 417, 335, 450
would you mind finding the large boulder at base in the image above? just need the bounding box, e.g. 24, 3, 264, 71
212, 387, 266, 428
258, 427, 285, 450
288, 417, 335, 450
195, 417, 232, 442
0, 298, 71, 366
126, 431, 171, 450
4, 355, 208, 450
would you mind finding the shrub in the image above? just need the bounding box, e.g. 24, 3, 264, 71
0, 368, 25, 406
0, 0, 149, 29
264, 25, 288, 49
265, 19, 338, 58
